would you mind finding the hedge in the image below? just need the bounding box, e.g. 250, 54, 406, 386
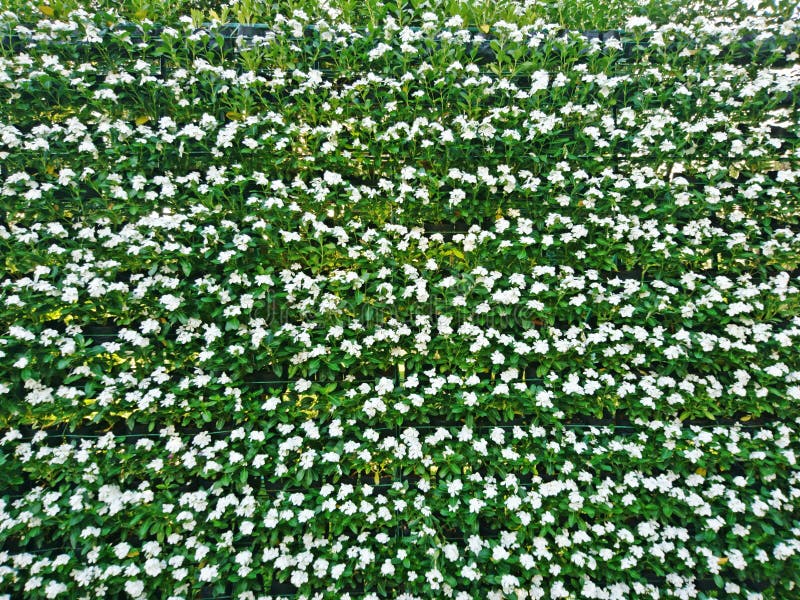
1, 1, 799, 598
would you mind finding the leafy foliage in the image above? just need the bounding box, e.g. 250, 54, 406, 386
0, 0, 799, 598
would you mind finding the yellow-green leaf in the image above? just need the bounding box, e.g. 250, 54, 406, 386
38, 4, 54, 17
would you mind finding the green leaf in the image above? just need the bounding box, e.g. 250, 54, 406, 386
138, 520, 150, 539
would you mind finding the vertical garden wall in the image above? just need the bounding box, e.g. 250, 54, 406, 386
1, 0, 799, 598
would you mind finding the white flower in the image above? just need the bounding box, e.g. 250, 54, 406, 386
550, 580, 570, 598
425, 568, 443, 589
331, 563, 346, 580
368, 43, 392, 61
124, 580, 145, 598
492, 546, 510, 561
447, 479, 463, 497
531, 70, 549, 93
144, 558, 164, 576
198, 564, 219, 582
449, 189, 466, 206
515, 552, 536, 572
114, 542, 131, 560
501, 574, 520, 594
380, 559, 395, 576
375, 377, 394, 395
159, 294, 182, 311
461, 563, 480, 581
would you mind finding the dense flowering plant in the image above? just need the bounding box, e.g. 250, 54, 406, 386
1, 0, 800, 598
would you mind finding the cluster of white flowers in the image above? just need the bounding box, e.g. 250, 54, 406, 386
0, 1, 798, 597
0, 419, 799, 597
